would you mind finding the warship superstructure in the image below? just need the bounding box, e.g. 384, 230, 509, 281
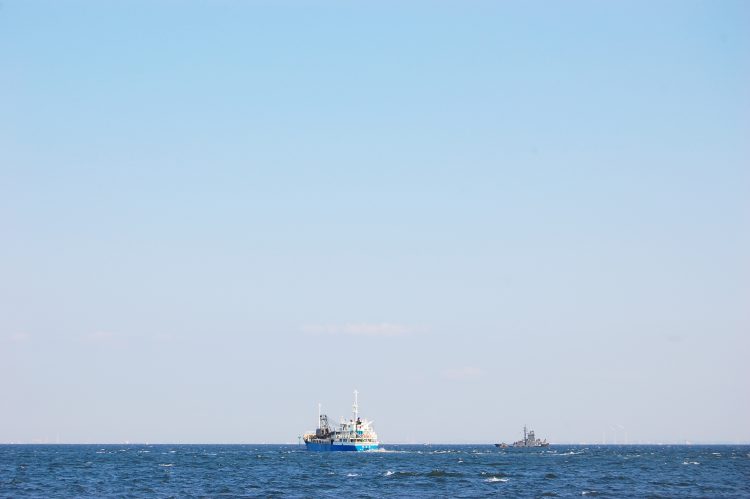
512, 425, 549, 447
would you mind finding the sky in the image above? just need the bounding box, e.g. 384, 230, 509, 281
1, 0, 748, 444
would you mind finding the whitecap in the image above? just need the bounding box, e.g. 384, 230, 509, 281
682, 461, 699, 465
159, 463, 174, 467
384, 471, 394, 476
581, 491, 598, 496
485, 477, 509, 483
347, 473, 359, 477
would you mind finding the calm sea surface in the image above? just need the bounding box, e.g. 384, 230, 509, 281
1, 444, 748, 497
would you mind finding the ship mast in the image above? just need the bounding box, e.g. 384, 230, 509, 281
318, 403, 321, 429
353, 389, 359, 421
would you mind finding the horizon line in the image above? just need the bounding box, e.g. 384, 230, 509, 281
3, 442, 749, 446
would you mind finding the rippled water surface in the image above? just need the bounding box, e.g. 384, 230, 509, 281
1, 444, 748, 497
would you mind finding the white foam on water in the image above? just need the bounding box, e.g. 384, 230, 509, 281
347, 473, 359, 477
384, 471, 394, 476
581, 491, 597, 496
485, 477, 509, 483
682, 461, 699, 465
159, 464, 173, 467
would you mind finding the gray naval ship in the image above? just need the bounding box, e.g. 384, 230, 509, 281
495, 425, 549, 448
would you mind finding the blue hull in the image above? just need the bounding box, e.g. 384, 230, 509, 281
305, 442, 379, 452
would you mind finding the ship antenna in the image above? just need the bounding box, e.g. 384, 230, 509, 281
353, 389, 359, 421
318, 403, 321, 429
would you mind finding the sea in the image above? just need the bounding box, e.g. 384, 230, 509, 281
1, 444, 748, 497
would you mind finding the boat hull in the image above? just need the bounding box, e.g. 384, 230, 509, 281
305, 441, 379, 452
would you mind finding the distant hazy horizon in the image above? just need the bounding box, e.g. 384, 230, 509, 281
2, 441, 749, 445
2, 0, 748, 445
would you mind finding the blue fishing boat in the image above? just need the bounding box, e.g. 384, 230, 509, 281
302, 390, 380, 451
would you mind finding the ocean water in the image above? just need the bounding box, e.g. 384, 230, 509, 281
1, 444, 748, 497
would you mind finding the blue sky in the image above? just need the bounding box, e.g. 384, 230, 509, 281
1, 0, 748, 443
